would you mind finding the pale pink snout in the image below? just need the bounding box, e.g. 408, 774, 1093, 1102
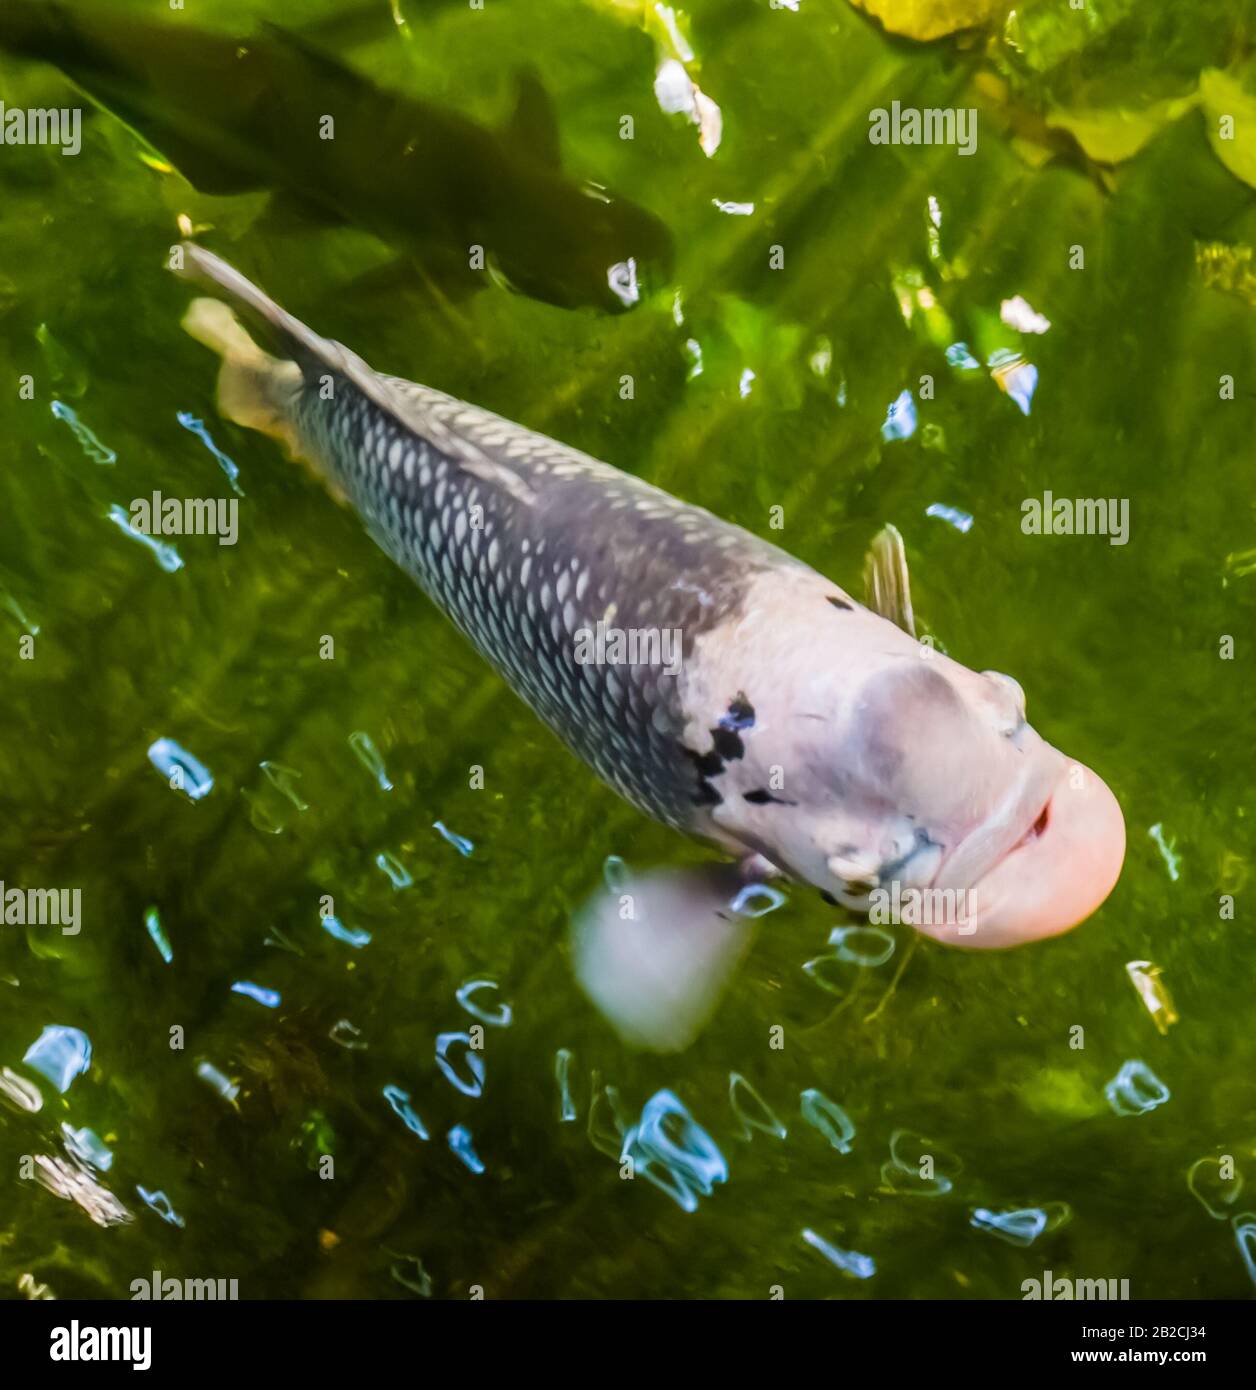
916, 760, 1126, 949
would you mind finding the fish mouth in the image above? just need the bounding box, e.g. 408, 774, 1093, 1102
916, 757, 1126, 949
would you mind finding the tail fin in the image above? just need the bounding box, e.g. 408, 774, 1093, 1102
172, 242, 537, 507
181, 296, 304, 453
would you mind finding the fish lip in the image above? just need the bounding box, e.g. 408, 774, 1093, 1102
926, 749, 1062, 898
921, 759, 1126, 948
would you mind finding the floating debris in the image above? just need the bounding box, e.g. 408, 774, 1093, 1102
652, 55, 721, 157
684, 338, 703, 379
136, 1186, 185, 1228
448, 1124, 485, 1175
231, 981, 280, 1009
925, 502, 974, 534
945, 342, 981, 371
375, 850, 413, 890
607, 259, 640, 310
882, 1128, 961, 1196
177, 410, 243, 495
435, 1032, 485, 1098
28, 1154, 132, 1228
107, 504, 183, 572
800, 1088, 855, 1154
383, 1084, 429, 1140
1187, 1157, 1244, 1220
738, 367, 755, 399
555, 1048, 577, 1123
712, 198, 754, 216
455, 979, 512, 1028
51, 399, 116, 465
729, 1072, 787, 1140
62, 1123, 112, 1173
329, 1018, 367, 1050
802, 1228, 876, 1280
260, 760, 308, 811
144, 906, 173, 964
970, 1203, 1071, 1247
988, 349, 1037, 416
390, 1256, 432, 1298
829, 925, 896, 967
147, 738, 213, 800
881, 389, 917, 442
321, 915, 371, 949
1148, 823, 1182, 881
0, 1065, 42, 1113
1104, 1060, 1170, 1117
196, 1060, 239, 1105
433, 821, 474, 857
23, 1025, 91, 1094
1000, 295, 1051, 335
1125, 960, 1178, 1034
348, 730, 393, 791
621, 1089, 728, 1213
729, 882, 786, 917
18, 1273, 55, 1300
802, 952, 858, 996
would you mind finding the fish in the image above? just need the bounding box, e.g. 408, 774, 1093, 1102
174, 244, 1126, 1041
0, 1, 671, 312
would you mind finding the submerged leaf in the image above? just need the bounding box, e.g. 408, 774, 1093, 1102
849, 0, 1004, 43
1046, 91, 1198, 165
1200, 68, 1256, 189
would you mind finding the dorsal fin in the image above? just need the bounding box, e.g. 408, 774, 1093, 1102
862, 523, 916, 637
506, 68, 561, 169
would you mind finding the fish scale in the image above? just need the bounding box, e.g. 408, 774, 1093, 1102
279, 328, 789, 832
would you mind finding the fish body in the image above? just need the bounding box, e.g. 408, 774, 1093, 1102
178, 246, 1125, 951
0, 1, 670, 311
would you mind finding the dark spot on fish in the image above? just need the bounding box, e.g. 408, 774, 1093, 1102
744, 789, 796, 806
711, 726, 744, 761
819, 890, 839, 906
827, 596, 852, 611
690, 749, 724, 779
683, 746, 724, 807
720, 694, 756, 732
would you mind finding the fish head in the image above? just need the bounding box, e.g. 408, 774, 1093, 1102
706, 626, 1124, 948
490, 177, 674, 312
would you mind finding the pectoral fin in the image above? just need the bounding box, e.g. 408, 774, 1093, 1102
571, 862, 764, 1053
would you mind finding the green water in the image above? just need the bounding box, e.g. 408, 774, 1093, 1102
1, 0, 1254, 1300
